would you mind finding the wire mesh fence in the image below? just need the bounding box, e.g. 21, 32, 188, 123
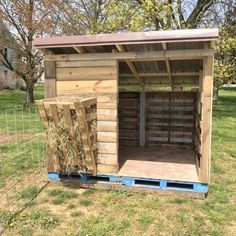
0, 106, 47, 224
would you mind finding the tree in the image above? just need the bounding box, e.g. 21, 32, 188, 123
214, 5, 236, 100
0, 0, 55, 104
55, 0, 229, 34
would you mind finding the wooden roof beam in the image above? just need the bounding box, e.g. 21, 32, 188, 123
44, 49, 214, 61
120, 72, 199, 77
37, 48, 53, 55
74, 46, 87, 53
162, 43, 174, 90
115, 44, 144, 89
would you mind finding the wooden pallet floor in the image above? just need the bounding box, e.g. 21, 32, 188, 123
118, 146, 199, 182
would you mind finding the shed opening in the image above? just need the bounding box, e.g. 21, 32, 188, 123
118, 91, 199, 182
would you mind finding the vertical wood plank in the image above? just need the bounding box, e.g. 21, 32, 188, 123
44, 61, 56, 98
200, 56, 214, 183
63, 104, 85, 166
74, 102, 97, 175
139, 92, 146, 147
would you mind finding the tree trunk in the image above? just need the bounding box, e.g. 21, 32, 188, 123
25, 80, 35, 104
213, 87, 219, 101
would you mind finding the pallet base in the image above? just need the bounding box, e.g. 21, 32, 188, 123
48, 172, 208, 195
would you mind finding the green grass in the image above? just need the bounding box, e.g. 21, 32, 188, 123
48, 189, 78, 205
0, 84, 44, 133
0, 87, 236, 235
79, 199, 93, 206
68, 203, 76, 209
0, 140, 45, 178
0, 85, 45, 182
0, 84, 44, 110
71, 211, 83, 217
18, 186, 39, 200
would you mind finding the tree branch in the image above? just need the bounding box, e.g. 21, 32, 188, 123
185, 0, 215, 28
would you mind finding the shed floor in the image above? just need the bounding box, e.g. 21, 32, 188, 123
118, 146, 199, 182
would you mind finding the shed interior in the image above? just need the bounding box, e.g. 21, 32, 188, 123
34, 29, 217, 184
115, 41, 205, 182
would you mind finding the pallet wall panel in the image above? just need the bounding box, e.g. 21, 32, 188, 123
118, 92, 140, 147
146, 92, 196, 146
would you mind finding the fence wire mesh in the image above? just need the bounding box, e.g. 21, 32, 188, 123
0, 106, 47, 223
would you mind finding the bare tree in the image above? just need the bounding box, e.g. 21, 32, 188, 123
0, 0, 55, 104
55, 0, 230, 35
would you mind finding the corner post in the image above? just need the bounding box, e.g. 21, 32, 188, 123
44, 51, 56, 98
200, 55, 214, 183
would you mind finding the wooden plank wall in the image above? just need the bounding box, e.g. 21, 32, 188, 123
55, 60, 119, 174
118, 92, 140, 146
146, 92, 196, 146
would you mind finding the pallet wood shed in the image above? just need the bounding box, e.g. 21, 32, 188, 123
34, 29, 218, 192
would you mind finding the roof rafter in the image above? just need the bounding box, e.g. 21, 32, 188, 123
162, 43, 174, 90
73, 46, 87, 53
115, 44, 144, 89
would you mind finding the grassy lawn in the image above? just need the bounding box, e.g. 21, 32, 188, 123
0, 84, 44, 133
0, 85, 45, 180
0, 87, 236, 235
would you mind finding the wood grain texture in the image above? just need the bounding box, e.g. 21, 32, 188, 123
44, 49, 214, 62
199, 56, 213, 183
57, 80, 117, 93
50, 60, 119, 173
44, 61, 56, 98
56, 60, 117, 68
57, 67, 117, 81
119, 146, 199, 182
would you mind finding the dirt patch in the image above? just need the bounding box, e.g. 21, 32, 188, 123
0, 133, 32, 145
0, 167, 48, 211
0, 133, 38, 145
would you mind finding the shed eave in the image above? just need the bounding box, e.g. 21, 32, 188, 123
34, 28, 219, 49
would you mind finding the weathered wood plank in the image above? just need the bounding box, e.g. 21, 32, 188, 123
57, 93, 117, 103
97, 121, 117, 132
57, 67, 117, 81
200, 56, 214, 183
57, 80, 117, 93
97, 142, 118, 155
97, 163, 118, 174
45, 49, 214, 61
97, 131, 117, 142
45, 79, 56, 99
44, 61, 56, 98
56, 60, 117, 68
97, 153, 118, 165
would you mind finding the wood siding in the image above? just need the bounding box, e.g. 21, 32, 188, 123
55, 60, 119, 174
118, 92, 140, 147
146, 92, 196, 146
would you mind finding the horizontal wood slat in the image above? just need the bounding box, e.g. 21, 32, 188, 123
118, 92, 140, 146
57, 80, 117, 93
56, 60, 117, 68
146, 92, 196, 146
57, 67, 117, 81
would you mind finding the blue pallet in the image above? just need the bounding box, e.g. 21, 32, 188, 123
48, 172, 208, 193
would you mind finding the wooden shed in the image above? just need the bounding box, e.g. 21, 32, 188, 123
34, 29, 218, 193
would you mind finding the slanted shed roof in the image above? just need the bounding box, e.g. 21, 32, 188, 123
34, 29, 219, 91
34, 28, 218, 48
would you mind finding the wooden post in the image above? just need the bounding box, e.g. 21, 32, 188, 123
139, 92, 146, 147
44, 60, 56, 98
200, 56, 214, 183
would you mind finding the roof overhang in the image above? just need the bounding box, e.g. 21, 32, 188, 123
34, 28, 219, 48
